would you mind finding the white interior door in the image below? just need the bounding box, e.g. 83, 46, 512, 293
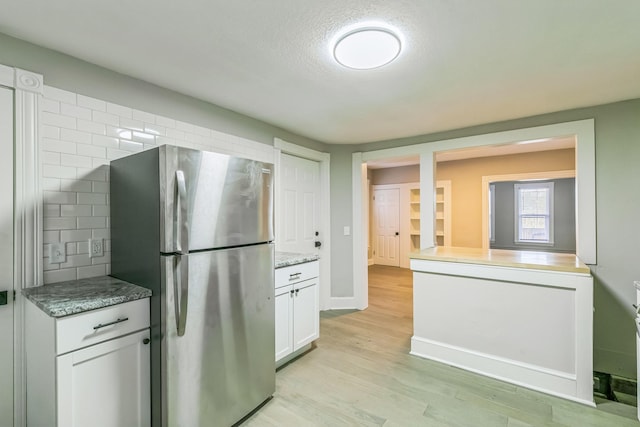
373, 188, 400, 267
0, 86, 14, 427
279, 154, 321, 254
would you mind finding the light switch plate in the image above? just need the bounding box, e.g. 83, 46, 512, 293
49, 242, 66, 264
343, 226, 351, 236
89, 238, 103, 258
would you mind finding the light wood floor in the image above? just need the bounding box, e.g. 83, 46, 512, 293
244, 265, 638, 426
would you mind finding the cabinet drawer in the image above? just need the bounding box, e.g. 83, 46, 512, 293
275, 261, 319, 288
56, 298, 150, 355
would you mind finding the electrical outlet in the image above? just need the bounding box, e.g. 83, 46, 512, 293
89, 238, 103, 258
49, 242, 66, 264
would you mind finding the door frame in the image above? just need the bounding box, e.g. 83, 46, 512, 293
0, 64, 43, 427
273, 138, 331, 310
352, 119, 596, 310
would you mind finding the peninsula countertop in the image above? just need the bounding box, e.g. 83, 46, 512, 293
410, 246, 590, 274
22, 276, 152, 317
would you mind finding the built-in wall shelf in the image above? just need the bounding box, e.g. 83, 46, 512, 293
410, 186, 421, 254
435, 180, 452, 247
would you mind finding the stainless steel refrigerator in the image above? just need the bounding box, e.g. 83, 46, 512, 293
110, 145, 275, 427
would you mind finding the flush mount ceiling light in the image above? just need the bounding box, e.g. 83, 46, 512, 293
333, 27, 402, 70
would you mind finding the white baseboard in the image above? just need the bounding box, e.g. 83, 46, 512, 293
410, 336, 595, 407
368, 258, 374, 266
328, 297, 360, 310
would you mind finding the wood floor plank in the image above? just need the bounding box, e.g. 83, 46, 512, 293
242, 265, 638, 426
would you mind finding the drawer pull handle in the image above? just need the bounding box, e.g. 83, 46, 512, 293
289, 272, 302, 280
93, 317, 129, 330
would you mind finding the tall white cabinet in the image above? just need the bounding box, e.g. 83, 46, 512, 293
275, 260, 319, 366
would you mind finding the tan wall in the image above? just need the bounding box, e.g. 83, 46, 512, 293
370, 165, 420, 185
435, 148, 575, 248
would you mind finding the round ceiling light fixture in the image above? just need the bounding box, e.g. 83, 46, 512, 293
333, 27, 402, 70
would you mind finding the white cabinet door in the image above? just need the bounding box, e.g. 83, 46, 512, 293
293, 281, 319, 351
57, 330, 150, 427
275, 285, 293, 361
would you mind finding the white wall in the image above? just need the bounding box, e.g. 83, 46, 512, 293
41, 85, 274, 283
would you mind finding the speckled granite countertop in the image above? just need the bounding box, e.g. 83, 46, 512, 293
22, 276, 152, 318
275, 252, 319, 269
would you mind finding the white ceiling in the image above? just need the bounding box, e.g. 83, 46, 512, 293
1, 1, 639, 144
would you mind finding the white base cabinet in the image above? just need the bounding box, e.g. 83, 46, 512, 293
25, 298, 151, 427
275, 261, 319, 364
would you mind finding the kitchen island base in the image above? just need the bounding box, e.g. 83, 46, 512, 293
410, 248, 593, 406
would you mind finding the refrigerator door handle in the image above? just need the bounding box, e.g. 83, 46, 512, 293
174, 170, 189, 255
173, 255, 189, 336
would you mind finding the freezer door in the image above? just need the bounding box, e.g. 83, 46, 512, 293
160, 145, 274, 253
162, 244, 275, 427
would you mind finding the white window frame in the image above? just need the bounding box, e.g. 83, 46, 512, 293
514, 181, 554, 245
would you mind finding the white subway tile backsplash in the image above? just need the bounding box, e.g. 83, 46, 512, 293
60, 179, 92, 192
43, 230, 60, 244
44, 191, 76, 204
79, 167, 108, 182
43, 86, 76, 104
44, 268, 77, 284
43, 164, 76, 180
77, 264, 106, 280
61, 128, 92, 145
44, 204, 60, 217
92, 205, 109, 216
42, 111, 76, 129
155, 115, 175, 128
120, 139, 144, 152
60, 153, 92, 168
92, 182, 109, 193
42, 125, 61, 139
60, 229, 92, 242
92, 110, 119, 126
77, 144, 106, 159
107, 148, 131, 160
60, 254, 93, 269
42, 151, 61, 165
77, 119, 106, 135
42, 138, 77, 155
61, 103, 92, 120
92, 158, 110, 168
77, 94, 106, 112
144, 123, 166, 136
92, 134, 119, 148
77, 216, 106, 229
132, 109, 156, 123
119, 117, 144, 132
106, 102, 132, 119
42, 178, 61, 191
61, 204, 92, 217
41, 98, 60, 113
77, 192, 106, 205
41, 84, 274, 284
44, 217, 76, 230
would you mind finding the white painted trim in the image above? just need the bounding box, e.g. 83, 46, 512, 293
352, 153, 368, 310
410, 337, 595, 407
481, 170, 576, 249
329, 297, 359, 310
353, 120, 597, 312
3, 65, 43, 427
273, 138, 331, 311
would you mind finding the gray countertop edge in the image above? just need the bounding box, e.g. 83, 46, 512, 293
275, 251, 320, 269
22, 276, 152, 318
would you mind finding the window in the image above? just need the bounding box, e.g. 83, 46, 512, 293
514, 182, 554, 244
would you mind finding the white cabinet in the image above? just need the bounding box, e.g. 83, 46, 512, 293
275, 261, 319, 364
25, 298, 150, 427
